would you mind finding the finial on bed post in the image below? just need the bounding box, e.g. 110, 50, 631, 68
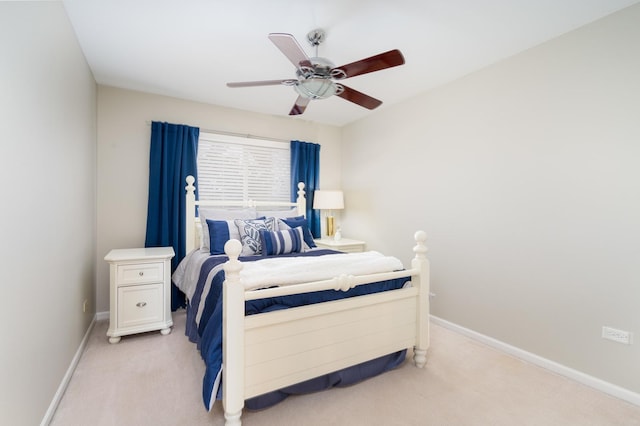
413, 230, 428, 259
296, 182, 306, 217
224, 239, 242, 265
186, 175, 195, 193
222, 239, 244, 425
411, 230, 429, 368
186, 176, 196, 252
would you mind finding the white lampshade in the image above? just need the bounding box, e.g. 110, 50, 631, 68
313, 190, 344, 210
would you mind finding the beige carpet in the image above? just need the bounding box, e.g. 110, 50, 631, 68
50, 311, 640, 425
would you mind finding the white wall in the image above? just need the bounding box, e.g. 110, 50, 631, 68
0, 3, 97, 424
96, 87, 342, 312
341, 4, 640, 393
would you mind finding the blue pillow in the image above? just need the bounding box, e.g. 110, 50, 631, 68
260, 227, 305, 256
281, 216, 317, 248
206, 219, 231, 255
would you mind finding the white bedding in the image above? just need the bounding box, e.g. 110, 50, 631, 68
172, 246, 404, 298
172, 248, 215, 302
239, 251, 404, 290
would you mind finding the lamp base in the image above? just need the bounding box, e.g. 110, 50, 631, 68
326, 215, 335, 237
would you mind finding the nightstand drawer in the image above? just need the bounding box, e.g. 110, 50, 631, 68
117, 283, 163, 328
117, 262, 164, 285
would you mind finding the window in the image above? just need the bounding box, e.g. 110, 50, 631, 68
197, 132, 290, 202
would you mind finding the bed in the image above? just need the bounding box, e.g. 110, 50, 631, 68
173, 175, 430, 425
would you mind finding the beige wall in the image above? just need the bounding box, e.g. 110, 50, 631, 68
4, 3, 637, 423
341, 4, 640, 393
96, 87, 342, 312
0, 3, 97, 424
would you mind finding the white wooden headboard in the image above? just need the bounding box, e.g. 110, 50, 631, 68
184, 175, 307, 252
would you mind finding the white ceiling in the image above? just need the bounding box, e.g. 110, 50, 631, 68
63, 0, 639, 127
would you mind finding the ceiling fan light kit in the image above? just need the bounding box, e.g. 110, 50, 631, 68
294, 79, 343, 100
226, 29, 405, 116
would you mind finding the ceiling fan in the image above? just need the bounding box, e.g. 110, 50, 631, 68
226, 29, 405, 116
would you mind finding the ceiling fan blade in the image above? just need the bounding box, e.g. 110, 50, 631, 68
289, 96, 310, 115
268, 33, 313, 70
331, 49, 405, 79
336, 84, 383, 110
227, 79, 296, 88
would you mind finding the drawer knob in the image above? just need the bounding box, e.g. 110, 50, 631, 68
139, 271, 144, 276
136, 302, 147, 308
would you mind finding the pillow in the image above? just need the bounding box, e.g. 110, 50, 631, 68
260, 226, 305, 256
256, 207, 299, 219
234, 217, 277, 256
206, 219, 233, 255
199, 208, 256, 252
279, 217, 316, 249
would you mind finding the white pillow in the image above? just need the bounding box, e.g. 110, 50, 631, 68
256, 207, 299, 219
234, 217, 277, 256
199, 208, 257, 252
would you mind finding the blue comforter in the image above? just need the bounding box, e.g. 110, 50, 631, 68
181, 249, 410, 411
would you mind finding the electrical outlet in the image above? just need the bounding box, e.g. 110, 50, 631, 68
83, 299, 88, 313
602, 326, 633, 345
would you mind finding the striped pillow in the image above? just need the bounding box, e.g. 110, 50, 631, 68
260, 226, 305, 256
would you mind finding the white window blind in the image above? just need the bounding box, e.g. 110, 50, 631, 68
197, 132, 290, 202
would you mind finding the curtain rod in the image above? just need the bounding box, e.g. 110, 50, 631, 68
145, 121, 291, 143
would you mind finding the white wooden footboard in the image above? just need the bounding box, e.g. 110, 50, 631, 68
222, 232, 430, 426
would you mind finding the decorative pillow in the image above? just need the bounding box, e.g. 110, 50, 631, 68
206, 219, 232, 255
234, 217, 277, 256
256, 207, 299, 219
260, 226, 305, 256
199, 208, 256, 252
279, 216, 317, 249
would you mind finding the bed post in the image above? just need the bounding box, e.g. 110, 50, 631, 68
296, 182, 306, 217
223, 239, 244, 426
185, 175, 196, 252
412, 230, 430, 368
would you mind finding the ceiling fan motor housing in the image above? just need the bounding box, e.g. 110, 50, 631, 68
297, 56, 334, 79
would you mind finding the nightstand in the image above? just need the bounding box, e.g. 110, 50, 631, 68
313, 237, 366, 253
104, 247, 175, 343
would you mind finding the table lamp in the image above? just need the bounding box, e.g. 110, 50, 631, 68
313, 190, 344, 238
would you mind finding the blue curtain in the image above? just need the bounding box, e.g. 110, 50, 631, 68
145, 121, 199, 310
290, 140, 321, 237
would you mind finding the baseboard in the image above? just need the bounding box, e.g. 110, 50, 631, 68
40, 314, 98, 426
430, 315, 640, 407
96, 311, 109, 321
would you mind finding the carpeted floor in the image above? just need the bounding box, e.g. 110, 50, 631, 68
50, 311, 640, 425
